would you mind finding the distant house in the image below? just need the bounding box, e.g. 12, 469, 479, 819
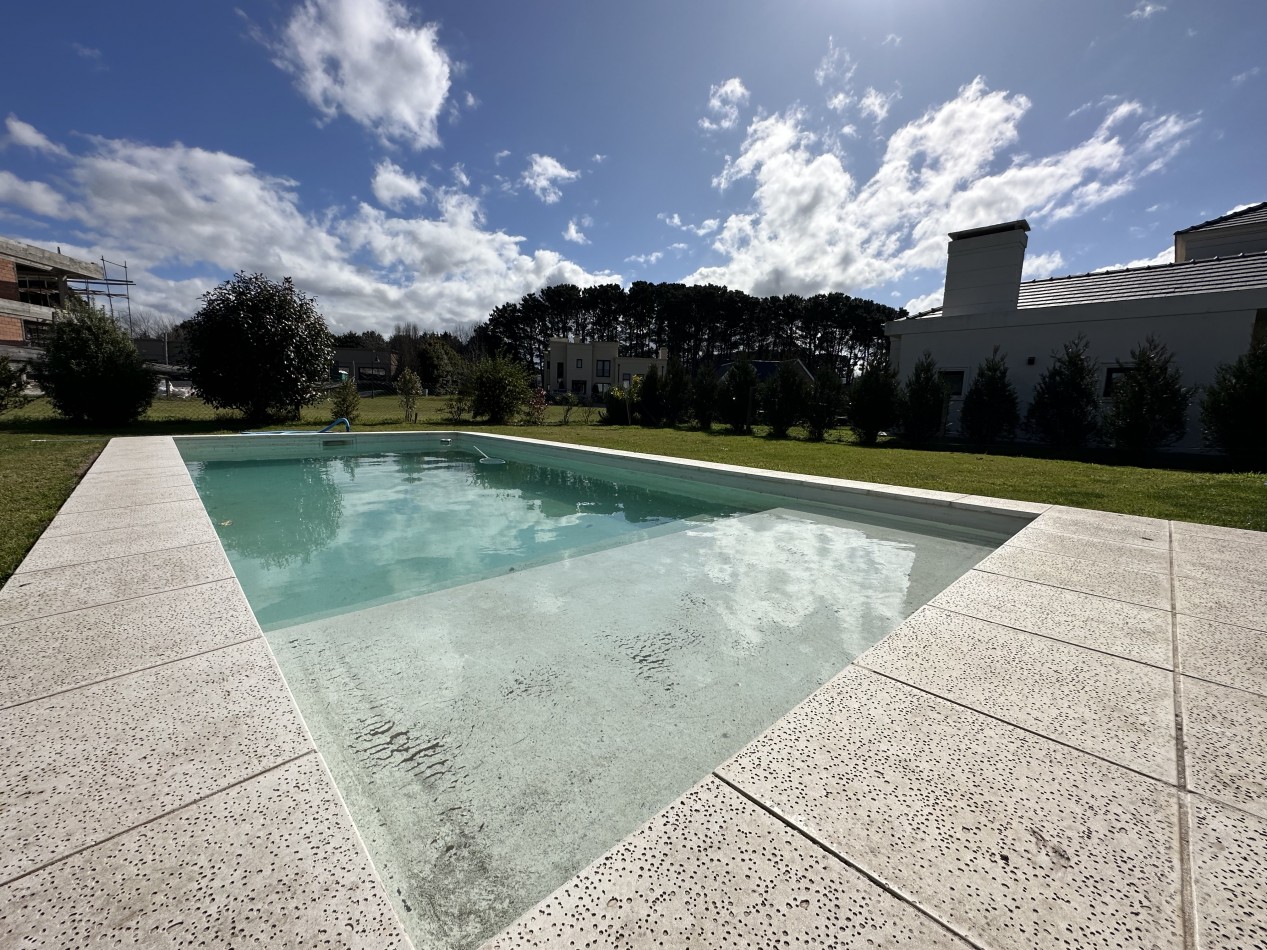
0, 237, 105, 363
884, 203, 1267, 449
332, 347, 395, 387
715, 359, 814, 385
547, 338, 669, 397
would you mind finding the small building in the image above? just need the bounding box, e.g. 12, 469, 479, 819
0, 237, 105, 362
332, 348, 395, 388
547, 339, 669, 397
884, 204, 1267, 449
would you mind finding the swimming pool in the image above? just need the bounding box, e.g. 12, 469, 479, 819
178, 433, 1017, 950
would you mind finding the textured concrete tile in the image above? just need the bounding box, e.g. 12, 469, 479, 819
861, 607, 1177, 781
0, 755, 409, 948
1183, 677, 1267, 819
0, 579, 260, 709
719, 667, 1183, 950
0, 542, 232, 624
14, 517, 219, 574
78, 464, 191, 486
862, 483, 963, 504
975, 545, 1170, 609
1175, 575, 1267, 632
1006, 525, 1171, 575
483, 776, 971, 950
41, 498, 211, 539
1173, 533, 1267, 589
1178, 615, 1267, 696
1038, 509, 1169, 548
57, 480, 202, 514
1171, 519, 1267, 547
0, 639, 311, 880
953, 495, 1051, 515
932, 570, 1173, 667
1189, 797, 1267, 950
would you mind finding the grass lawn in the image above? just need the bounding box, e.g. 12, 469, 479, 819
2, 392, 1264, 583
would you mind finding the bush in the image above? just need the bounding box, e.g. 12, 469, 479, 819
900, 351, 947, 445
518, 387, 548, 425
395, 368, 422, 423
761, 361, 809, 438
30, 297, 156, 425
1201, 340, 1267, 468
847, 359, 900, 445
0, 356, 29, 415
185, 272, 333, 423
602, 385, 634, 424
329, 377, 361, 424
467, 353, 531, 424
804, 365, 845, 442
662, 358, 692, 425
1026, 335, 1100, 450
960, 347, 1019, 446
638, 365, 665, 426
1103, 337, 1192, 453
691, 364, 719, 430
719, 356, 759, 433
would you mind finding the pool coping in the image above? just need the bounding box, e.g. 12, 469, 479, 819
2, 432, 1263, 949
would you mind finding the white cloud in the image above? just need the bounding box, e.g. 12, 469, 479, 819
0, 170, 72, 218
563, 218, 589, 244
1094, 246, 1173, 271
4, 115, 70, 157
1128, 1, 1166, 18
273, 0, 452, 150
814, 37, 855, 88
882, 34, 902, 48
494, 149, 511, 164
699, 77, 750, 132
1232, 66, 1261, 86
659, 211, 719, 236
859, 87, 901, 123
521, 154, 580, 204
903, 289, 943, 314
591, 153, 607, 164
689, 77, 1196, 298
625, 252, 662, 266
1021, 250, 1066, 280
71, 43, 104, 67
370, 159, 427, 209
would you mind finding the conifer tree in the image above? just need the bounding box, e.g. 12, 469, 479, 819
960, 347, 1019, 446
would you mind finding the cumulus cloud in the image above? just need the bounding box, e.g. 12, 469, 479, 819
1021, 251, 1066, 280
4, 115, 70, 157
625, 251, 663, 266
0, 170, 73, 218
689, 77, 1196, 298
521, 153, 580, 204
273, 0, 452, 150
699, 77, 750, 131
563, 218, 589, 244
370, 159, 427, 209
659, 211, 719, 236
859, 86, 901, 123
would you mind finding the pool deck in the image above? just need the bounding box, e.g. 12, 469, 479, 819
2, 434, 1264, 948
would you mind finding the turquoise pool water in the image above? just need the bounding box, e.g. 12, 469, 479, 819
181, 439, 1006, 950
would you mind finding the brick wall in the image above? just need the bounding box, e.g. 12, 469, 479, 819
0, 258, 18, 302
0, 314, 24, 344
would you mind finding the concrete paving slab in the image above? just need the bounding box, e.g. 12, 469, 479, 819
1173, 533, 1267, 589
1175, 575, 1267, 633
1183, 677, 1267, 819
0, 639, 311, 882
974, 545, 1171, 609
1005, 525, 1171, 574
1040, 508, 1170, 548
1189, 796, 1267, 950
56, 480, 202, 514
951, 495, 1051, 514
932, 570, 1173, 667
860, 606, 1177, 782
41, 497, 211, 538
483, 776, 973, 949
1178, 614, 1267, 696
14, 517, 220, 574
0, 578, 261, 709
78, 464, 192, 485
0, 541, 233, 625
0, 755, 409, 948
718, 666, 1183, 950
1172, 519, 1267, 547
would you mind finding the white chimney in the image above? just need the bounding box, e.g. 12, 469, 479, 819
941, 220, 1029, 317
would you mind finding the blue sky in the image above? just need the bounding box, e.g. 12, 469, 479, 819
0, 0, 1262, 335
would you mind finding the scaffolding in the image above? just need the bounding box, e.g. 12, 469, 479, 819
65, 256, 135, 335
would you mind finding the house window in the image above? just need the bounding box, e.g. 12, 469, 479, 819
1104, 366, 1135, 396
576, 358, 583, 369
595, 359, 611, 378
621, 372, 632, 388
570, 379, 587, 394
556, 361, 564, 383
938, 370, 965, 397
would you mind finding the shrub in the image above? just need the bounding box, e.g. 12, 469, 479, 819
761, 361, 809, 438
602, 385, 634, 424
467, 353, 531, 424
719, 356, 759, 433
847, 359, 900, 445
30, 297, 156, 425
662, 358, 692, 425
960, 347, 1019, 446
638, 365, 665, 426
1026, 335, 1101, 450
395, 367, 422, 423
518, 387, 548, 425
691, 364, 719, 430
1103, 337, 1192, 453
1201, 340, 1267, 468
0, 356, 29, 415
185, 272, 333, 423
804, 365, 845, 442
329, 377, 361, 424
900, 351, 947, 445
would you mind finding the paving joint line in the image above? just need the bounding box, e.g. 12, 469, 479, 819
0, 570, 237, 627
971, 564, 1169, 611
14, 534, 222, 578
1168, 522, 1198, 950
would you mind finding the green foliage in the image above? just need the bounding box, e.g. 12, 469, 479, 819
1103, 337, 1192, 453
761, 361, 809, 438
185, 272, 333, 423
329, 377, 361, 424
395, 368, 423, 423
661, 358, 692, 426
0, 356, 30, 416
518, 387, 548, 425
847, 359, 900, 445
603, 385, 635, 425
417, 335, 465, 394
1201, 340, 1267, 469
1026, 335, 1101, 450
467, 353, 531, 424
960, 347, 1019, 447
719, 356, 760, 433
691, 364, 719, 429
30, 297, 156, 425
638, 365, 665, 426
900, 351, 947, 445
804, 365, 845, 442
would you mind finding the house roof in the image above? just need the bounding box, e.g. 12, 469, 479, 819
1174, 201, 1267, 235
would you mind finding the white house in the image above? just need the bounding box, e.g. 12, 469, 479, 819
546, 338, 669, 397
884, 203, 1267, 450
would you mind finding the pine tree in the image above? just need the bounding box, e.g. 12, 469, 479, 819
1103, 337, 1192, 453
848, 359, 900, 445
900, 351, 947, 445
960, 347, 1019, 446
1201, 340, 1267, 468
1026, 335, 1101, 449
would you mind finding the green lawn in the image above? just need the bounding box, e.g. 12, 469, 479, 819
2, 393, 1264, 583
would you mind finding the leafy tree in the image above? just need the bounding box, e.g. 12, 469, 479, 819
848, 358, 900, 445
518, 387, 548, 425
638, 365, 665, 426
1026, 335, 1101, 450
30, 296, 156, 425
602, 385, 634, 425
691, 364, 719, 430
0, 356, 30, 415
418, 335, 464, 394
719, 356, 760, 433
329, 377, 361, 424
395, 367, 423, 423
900, 351, 947, 445
1201, 340, 1267, 468
805, 365, 845, 442
467, 353, 531, 424
661, 358, 692, 425
761, 361, 809, 438
186, 273, 333, 423
960, 347, 1019, 446
1103, 337, 1192, 453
